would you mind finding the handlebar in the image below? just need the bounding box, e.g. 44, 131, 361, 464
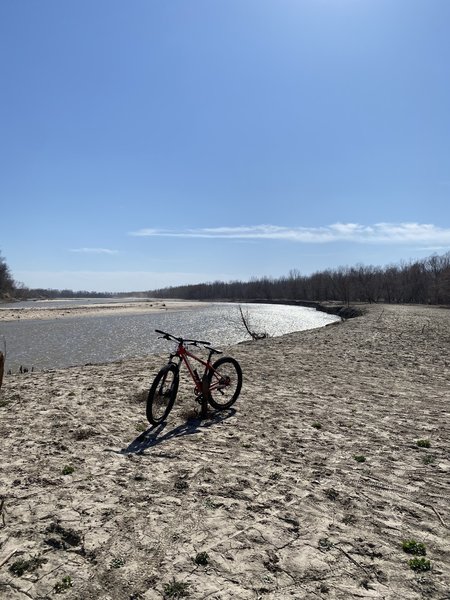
155, 329, 211, 346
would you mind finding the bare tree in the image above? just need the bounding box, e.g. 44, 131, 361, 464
0, 252, 15, 297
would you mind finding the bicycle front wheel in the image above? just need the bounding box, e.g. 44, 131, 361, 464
207, 357, 242, 410
146, 363, 179, 425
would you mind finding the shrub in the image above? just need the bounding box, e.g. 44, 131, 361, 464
9, 556, 47, 577
416, 439, 431, 448
54, 575, 73, 593
110, 556, 126, 569
318, 538, 334, 551
402, 540, 426, 556
163, 578, 190, 598
408, 557, 431, 572
174, 479, 189, 491
194, 551, 209, 566
354, 455, 366, 463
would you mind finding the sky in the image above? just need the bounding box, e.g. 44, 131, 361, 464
1, 0, 449, 292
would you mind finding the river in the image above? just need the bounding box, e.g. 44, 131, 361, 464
0, 301, 340, 371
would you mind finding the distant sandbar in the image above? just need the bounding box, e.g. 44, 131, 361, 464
0, 299, 208, 322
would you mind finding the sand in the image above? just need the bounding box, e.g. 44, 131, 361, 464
0, 300, 207, 322
0, 303, 449, 599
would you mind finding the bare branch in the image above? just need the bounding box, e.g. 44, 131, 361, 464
238, 306, 268, 341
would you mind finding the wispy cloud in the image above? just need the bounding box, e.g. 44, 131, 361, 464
129, 223, 450, 245
419, 246, 450, 252
70, 248, 119, 255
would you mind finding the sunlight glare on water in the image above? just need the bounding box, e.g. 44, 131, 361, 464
1, 302, 339, 371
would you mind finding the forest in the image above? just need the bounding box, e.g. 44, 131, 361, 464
1, 250, 450, 305
150, 252, 450, 305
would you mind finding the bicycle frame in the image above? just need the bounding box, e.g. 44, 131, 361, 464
170, 342, 223, 397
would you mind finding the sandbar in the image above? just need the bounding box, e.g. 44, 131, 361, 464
0, 299, 208, 322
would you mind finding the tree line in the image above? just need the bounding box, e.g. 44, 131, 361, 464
149, 252, 450, 305
0, 251, 115, 300
2, 250, 450, 305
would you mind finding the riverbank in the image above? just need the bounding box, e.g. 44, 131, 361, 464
0, 304, 448, 599
241, 298, 364, 319
0, 299, 208, 322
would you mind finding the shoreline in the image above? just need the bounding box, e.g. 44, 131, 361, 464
224, 298, 364, 319
0, 299, 209, 322
0, 303, 448, 598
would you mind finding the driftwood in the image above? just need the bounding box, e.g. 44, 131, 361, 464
0, 351, 4, 391
239, 306, 268, 341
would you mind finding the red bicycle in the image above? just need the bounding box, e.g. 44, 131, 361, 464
147, 329, 243, 425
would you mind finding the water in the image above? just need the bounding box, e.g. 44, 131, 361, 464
0, 302, 339, 371
0, 297, 144, 310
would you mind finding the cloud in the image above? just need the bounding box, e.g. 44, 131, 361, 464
419, 246, 450, 252
129, 223, 450, 245
70, 248, 119, 255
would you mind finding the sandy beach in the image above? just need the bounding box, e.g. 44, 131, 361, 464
0, 300, 207, 322
0, 303, 449, 599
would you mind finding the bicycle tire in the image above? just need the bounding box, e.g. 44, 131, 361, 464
207, 357, 242, 410
146, 363, 179, 425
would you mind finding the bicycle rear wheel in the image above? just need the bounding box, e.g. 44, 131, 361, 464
207, 357, 242, 410
146, 363, 179, 425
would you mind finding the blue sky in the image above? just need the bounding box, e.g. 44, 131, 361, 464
1, 0, 449, 292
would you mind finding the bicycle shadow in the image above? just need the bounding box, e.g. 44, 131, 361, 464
121, 408, 236, 455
